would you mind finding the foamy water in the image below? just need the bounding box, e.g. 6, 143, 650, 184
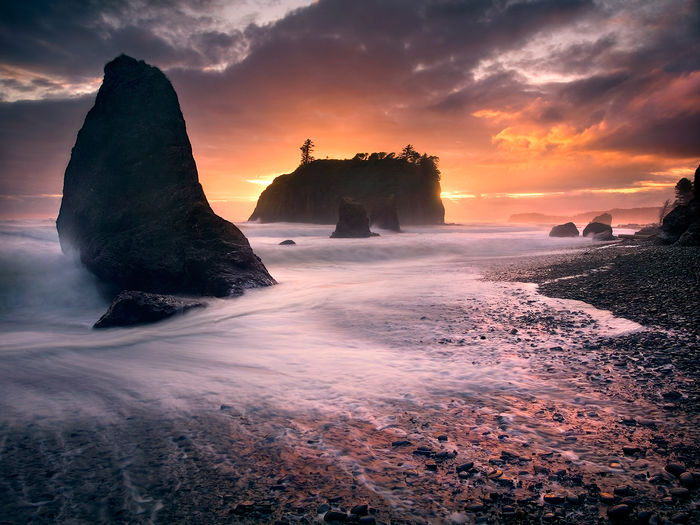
0, 220, 653, 522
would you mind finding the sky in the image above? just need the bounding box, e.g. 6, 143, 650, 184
0, 0, 698, 222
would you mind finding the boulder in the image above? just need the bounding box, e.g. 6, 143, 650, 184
56, 55, 275, 302
659, 201, 699, 244
583, 221, 614, 240
370, 194, 401, 232
330, 197, 379, 238
279, 239, 296, 245
592, 212, 612, 225
94, 291, 205, 329
549, 222, 579, 237
676, 221, 700, 246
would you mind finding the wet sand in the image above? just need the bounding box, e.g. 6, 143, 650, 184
1, 243, 699, 524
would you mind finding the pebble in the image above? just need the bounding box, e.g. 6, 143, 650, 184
670, 512, 689, 523
600, 492, 616, 503
437, 435, 448, 442
665, 463, 686, 477
426, 463, 438, 471
324, 510, 348, 522
566, 494, 581, 504
623, 446, 641, 456
465, 503, 484, 512
456, 462, 474, 473
678, 471, 694, 487
350, 504, 368, 516
358, 517, 376, 525
391, 440, 411, 447
543, 494, 565, 504
669, 487, 690, 498
607, 504, 631, 520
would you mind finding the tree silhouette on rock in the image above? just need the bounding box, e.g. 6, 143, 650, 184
300, 139, 315, 166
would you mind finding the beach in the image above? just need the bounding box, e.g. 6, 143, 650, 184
0, 221, 698, 524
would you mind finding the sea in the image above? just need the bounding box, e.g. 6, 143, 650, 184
0, 219, 659, 523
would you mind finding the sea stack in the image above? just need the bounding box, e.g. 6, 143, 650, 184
330, 198, 378, 238
57, 55, 275, 321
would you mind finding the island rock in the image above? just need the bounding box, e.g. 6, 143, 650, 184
56, 55, 275, 304
249, 156, 444, 225
583, 221, 614, 240
330, 198, 378, 238
549, 222, 579, 237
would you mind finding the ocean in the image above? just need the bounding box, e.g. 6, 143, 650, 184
0, 220, 658, 523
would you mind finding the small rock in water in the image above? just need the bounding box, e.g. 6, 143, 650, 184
391, 440, 412, 447
437, 434, 448, 442
279, 239, 296, 245
94, 291, 206, 328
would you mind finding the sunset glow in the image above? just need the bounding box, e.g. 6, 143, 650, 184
1, 0, 698, 221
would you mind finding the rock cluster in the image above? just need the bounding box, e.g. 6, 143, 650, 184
56, 55, 275, 327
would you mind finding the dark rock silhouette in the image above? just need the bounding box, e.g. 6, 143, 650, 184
330, 198, 378, 238
695, 164, 699, 200
592, 213, 612, 225
659, 200, 699, 244
279, 239, 296, 245
249, 156, 444, 225
94, 291, 205, 329
549, 222, 579, 237
583, 222, 614, 240
677, 222, 700, 246
56, 55, 275, 324
370, 194, 401, 232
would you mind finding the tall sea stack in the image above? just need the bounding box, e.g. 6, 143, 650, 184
57, 55, 274, 299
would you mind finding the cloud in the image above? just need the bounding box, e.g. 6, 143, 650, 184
0, 0, 698, 221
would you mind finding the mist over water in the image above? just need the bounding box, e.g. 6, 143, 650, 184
0, 220, 651, 521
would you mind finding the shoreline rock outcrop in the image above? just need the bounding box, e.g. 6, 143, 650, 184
583, 221, 614, 240
57, 55, 275, 326
549, 222, 579, 237
330, 198, 378, 238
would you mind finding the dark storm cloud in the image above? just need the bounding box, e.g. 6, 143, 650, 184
0, 97, 93, 195
0, 0, 247, 80
0, 0, 698, 218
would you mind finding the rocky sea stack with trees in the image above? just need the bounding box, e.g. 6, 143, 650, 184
249, 143, 445, 226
